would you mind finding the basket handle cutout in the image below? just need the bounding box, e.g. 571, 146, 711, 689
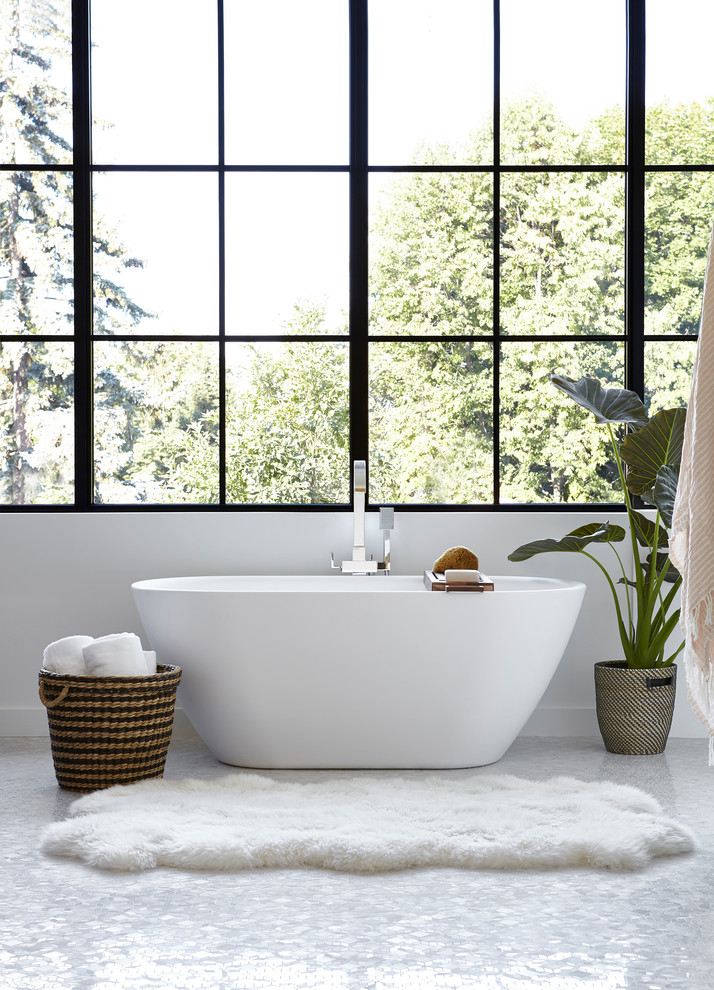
39, 682, 70, 708
645, 675, 673, 690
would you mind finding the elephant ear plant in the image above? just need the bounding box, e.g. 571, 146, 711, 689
509, 374, 686, 670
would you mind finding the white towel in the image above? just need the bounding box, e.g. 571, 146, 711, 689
143, 650, 157, 675
670, 220, 714, 764
42, 635, 95, 675
82, 633, 149, 677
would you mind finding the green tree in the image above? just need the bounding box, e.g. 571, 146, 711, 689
645, 100, 714, 336
369, 95, 627, 504
0, 0, 150, 503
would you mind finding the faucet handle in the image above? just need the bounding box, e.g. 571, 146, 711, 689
379, 507, 394, 531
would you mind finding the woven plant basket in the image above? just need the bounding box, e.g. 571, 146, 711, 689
594, 660, 676, 755
39, 664, 182, 792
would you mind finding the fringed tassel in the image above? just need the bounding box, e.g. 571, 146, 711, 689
690, 594, 714, 638
685, 652, 714, 765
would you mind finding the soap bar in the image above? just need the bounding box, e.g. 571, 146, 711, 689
444, 569, 481, 584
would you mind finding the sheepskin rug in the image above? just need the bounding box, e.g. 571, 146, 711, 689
40, 772, 696, 873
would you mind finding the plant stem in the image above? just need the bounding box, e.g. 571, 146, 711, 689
608, 542, 634, 637
580, 548, 634, 665
607, 423, 646, 663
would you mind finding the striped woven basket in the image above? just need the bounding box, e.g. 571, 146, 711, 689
594, 660, 677, 756
39, 664, 182, 792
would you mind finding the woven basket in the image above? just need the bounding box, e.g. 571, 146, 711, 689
39, 664, 182, 792
594, 660, 676, 755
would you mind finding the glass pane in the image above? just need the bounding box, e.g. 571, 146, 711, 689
0, 0, 72, 164
369, 342, 493, 504
226, 342, 349, 504
369, 173, 493, 336
94, 341, 219, 504
369, 0, 493, 166
646, 0, 714, 166
93, 172, 218, 336
500, 172, 624, 336
645, 342, 696, 417
91, 0, 217, 165
224, 0, 347, 165
225, 174, 348, 336
500, 342, 624, 504
645, 171, 714, 335
501, 0, 625, 166
0, 171, 74, 334
0, 342, 73, 504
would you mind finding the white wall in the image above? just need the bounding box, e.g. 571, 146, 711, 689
0, 510, 705, 741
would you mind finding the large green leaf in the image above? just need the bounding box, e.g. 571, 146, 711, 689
620, 407, 686, 496
646, 551, 681, 584
629, 508, 669, 551
653, 464, 680, 529
508, 522, 626, 562
618, 552, 680, 586
549, 374, 649, 426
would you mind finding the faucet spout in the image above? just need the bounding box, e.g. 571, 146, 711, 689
330, 460, 394, 574
352, 460, 367, 562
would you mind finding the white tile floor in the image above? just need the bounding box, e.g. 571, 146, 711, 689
2, 735, 713, 990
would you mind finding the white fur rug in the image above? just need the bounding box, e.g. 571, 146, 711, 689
40, 773, 696, 873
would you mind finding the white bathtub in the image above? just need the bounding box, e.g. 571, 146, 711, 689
132, 574, 585, 769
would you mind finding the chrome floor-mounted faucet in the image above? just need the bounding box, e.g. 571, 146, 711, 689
331, 460, 393, 574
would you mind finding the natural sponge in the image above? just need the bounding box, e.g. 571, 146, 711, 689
433, 546, 479, 573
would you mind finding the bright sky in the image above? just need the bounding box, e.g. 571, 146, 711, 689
87, 0, 714, 337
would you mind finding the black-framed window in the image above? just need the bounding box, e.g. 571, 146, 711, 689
0, 0, 709, 510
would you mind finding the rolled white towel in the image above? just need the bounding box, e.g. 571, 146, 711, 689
143, 650, 157, 675
82, 633, 149, 677
43, 635, 95, 675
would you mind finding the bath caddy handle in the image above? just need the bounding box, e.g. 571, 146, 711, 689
423, 570, 495, 592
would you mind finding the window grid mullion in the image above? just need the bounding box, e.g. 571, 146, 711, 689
492, 0, 501, 505
350, 0, 369, 504
625, 0, 646, 398
218, 0, 226, 505
73, 0, 93, 510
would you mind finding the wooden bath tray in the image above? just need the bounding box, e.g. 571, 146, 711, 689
423, 570, 494, 592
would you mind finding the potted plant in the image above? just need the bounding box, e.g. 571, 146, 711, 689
508, 374, 686, 755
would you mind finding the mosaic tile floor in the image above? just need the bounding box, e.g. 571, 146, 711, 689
1, 735, 712, 990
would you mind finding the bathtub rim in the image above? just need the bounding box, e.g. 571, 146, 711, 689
132, 574, 586, 595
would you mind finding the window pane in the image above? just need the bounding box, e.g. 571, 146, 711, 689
0, 0, 72, 165
94, 342, 219, 504
93, 172, 218, 336
226, 342, 349, 504
501, 0, 625, 166
645, 342, 695, 417
369, 342, 493, 504
369, 173, 493, 336
0, 341, 73, 504
225, 174, 348, 336
369, 0, 493, 166
645, 171, 714, 335
224, 0, 348, 165
0, 171, 74, 335
646, 0, 714, 166
500, 172, 624, 336
500, 341, 624, 504
91, 0, 217, 165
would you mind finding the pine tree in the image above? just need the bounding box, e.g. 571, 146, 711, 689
0, 0, 149, 503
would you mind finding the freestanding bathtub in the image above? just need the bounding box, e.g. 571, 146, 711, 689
132, 574, 585, 769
